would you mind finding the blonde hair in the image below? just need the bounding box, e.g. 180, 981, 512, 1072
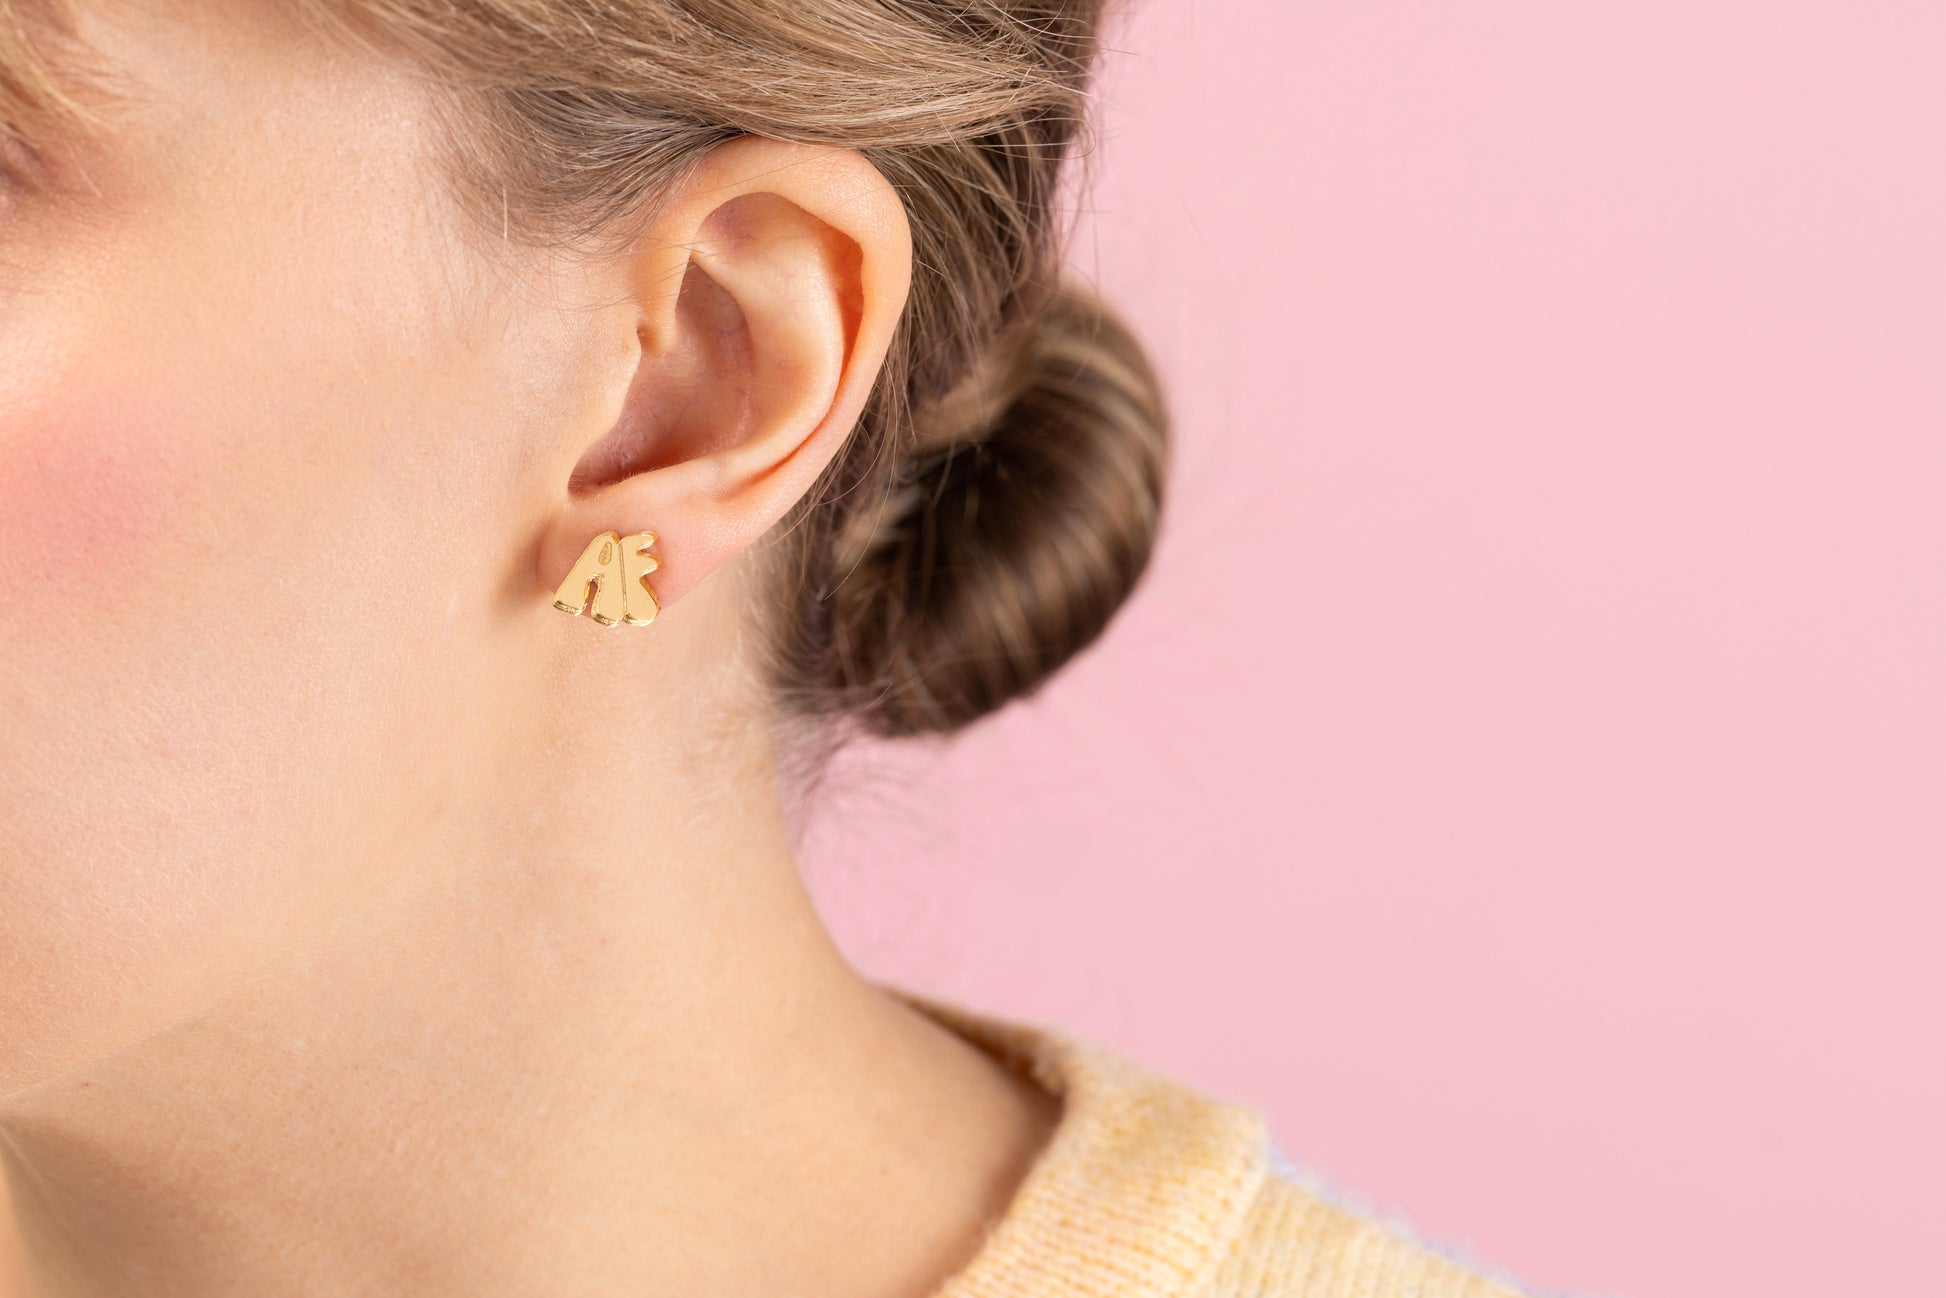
6, 0, 1169, 741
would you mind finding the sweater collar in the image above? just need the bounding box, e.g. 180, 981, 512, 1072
882, 983, 1271, 1298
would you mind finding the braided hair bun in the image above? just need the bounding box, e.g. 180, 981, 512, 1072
816, 273, 1169, 737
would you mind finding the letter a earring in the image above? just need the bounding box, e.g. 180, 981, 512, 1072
552, 530, 661, 627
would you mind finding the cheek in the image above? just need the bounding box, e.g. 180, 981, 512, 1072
0, 211, 517, 1095
0, 22, 525, 1091
0, 388, 197, 596
0, 332, 221, 768
0, 317, 352, 1097
0, 370, 262, 1095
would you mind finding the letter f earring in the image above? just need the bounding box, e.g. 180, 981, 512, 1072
552, 530, 661, 627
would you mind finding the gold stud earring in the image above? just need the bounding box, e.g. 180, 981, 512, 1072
552, 529, 662, 627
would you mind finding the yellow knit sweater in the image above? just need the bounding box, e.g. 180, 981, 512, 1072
886, 984, 1543, 1298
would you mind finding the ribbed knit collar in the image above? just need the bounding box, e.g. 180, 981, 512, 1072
882, 983, 1272, 1298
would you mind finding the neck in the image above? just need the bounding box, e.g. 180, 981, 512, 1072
0, 651, 1059, 1298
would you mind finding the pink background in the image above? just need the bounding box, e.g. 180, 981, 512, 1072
801, 4, 1945, 1296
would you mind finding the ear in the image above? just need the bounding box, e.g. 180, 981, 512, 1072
535, 135, 913, 623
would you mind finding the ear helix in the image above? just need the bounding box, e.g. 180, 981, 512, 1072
551, 530, 662, 627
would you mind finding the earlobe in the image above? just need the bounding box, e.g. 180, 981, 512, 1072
535, 135, 912, 627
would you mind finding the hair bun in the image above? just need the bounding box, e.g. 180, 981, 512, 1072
827, 273, 1170, 737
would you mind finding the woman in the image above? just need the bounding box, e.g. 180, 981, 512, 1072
0, 1, 1538, 1294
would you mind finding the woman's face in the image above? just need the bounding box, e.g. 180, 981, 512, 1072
0, 1, 623, 1090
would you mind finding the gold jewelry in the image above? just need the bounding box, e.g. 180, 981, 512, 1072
552, 529, 661, 626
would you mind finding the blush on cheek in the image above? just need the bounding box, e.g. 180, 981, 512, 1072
0, 390, 201, 599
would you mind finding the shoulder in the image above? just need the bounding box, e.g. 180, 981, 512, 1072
1201, 1145, 1546, 1298
881, 983, 1566, 1298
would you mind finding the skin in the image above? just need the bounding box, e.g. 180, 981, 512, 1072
0, 2, 1061, 1296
